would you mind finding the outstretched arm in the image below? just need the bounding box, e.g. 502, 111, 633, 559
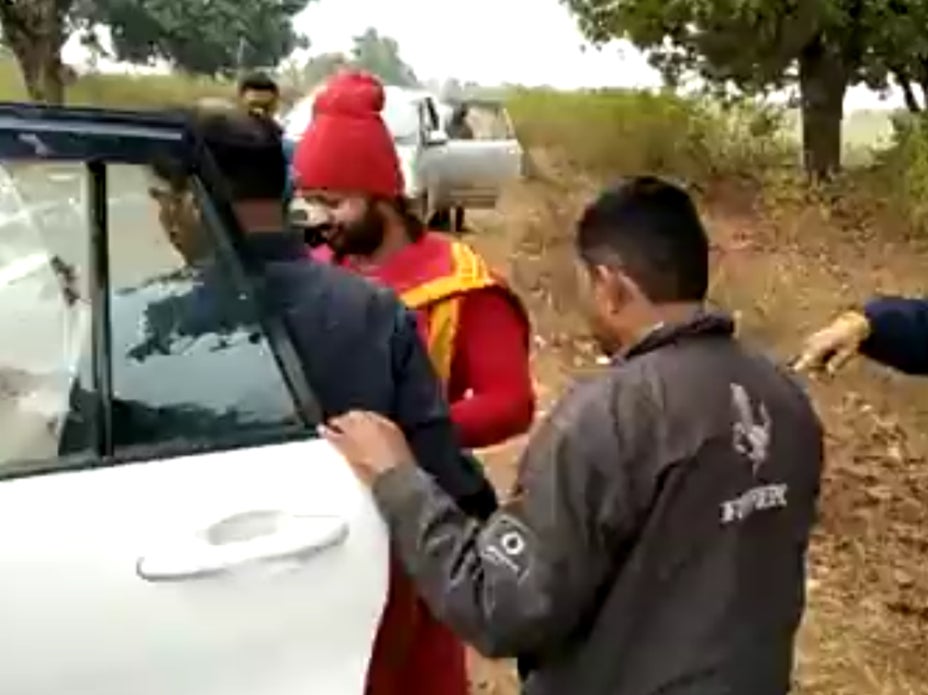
860, 296, 928, 374
324, 380, 640, 659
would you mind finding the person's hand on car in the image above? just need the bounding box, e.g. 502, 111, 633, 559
321, 411, 415, 485
794, 310, 871, 375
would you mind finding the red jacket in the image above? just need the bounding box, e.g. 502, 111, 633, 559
312, 233, 534, 447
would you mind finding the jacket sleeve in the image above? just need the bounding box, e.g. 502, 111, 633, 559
388, 305, 499, 520
372, 378, 642, 658
862, 296, 928, 374
449, 289, 535, 448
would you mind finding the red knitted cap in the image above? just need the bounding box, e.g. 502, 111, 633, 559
292, 70, 404, 198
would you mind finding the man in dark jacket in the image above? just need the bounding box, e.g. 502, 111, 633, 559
322, 176, 824, 695
796, 298, 928, 375
154, 103, 497, 520
237, 71, 281, 120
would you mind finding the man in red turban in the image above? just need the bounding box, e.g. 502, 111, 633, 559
292, 70, 535, 695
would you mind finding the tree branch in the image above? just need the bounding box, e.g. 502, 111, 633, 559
892, 67, 923, 113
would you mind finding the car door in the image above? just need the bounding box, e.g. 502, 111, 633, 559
0, 117, 389, 695
415, 95, 456, 210
435, 100, 524, 208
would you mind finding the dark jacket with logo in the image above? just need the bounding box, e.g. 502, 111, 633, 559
373, 312, 823, 695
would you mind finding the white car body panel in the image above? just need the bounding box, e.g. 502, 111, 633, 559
427, 100, 524, 210
395, 142, 422, 199
427, 138, 523, 209
0, 438, 389, 695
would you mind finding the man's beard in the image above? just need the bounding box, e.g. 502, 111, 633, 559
328, 202, 386, 261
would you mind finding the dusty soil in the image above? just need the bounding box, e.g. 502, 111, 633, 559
462, 153, 928, 694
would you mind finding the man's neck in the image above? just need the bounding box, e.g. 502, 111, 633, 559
651, 301, 705, 327
622, 301, 705, 355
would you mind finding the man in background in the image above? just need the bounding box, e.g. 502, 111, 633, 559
443, 102, 472, 231
447, 103, 474, 140
237, 71, 281, 120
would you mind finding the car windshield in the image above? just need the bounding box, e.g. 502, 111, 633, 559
283, 89, 422, 145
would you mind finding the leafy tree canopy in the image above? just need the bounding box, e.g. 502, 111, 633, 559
559, 0, 928, 175
289, 28, 419, 91
1, 0, 312, 103
78, 0, 312, 75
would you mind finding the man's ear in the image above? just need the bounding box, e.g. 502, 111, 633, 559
590, 264, 631, 316
149, 187, 168, 203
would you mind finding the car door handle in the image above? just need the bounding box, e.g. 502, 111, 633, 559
137, 510, 349, 582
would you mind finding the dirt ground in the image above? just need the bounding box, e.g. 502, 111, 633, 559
462, 154, 928, 694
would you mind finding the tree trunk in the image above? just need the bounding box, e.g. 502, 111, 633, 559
0, 1, 68, 105
798, 36, 847, 180
892, 68, 922, 113
14, 45, 65, 104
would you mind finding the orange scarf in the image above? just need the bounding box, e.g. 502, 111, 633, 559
311, 233, 504, 385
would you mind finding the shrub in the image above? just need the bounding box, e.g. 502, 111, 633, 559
506, 87, 793, 186
0, 58, 232, 110
881, 111, 928, 234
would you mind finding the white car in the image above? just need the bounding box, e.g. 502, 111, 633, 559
0, 104, 389, 694
282, 85, 523, 223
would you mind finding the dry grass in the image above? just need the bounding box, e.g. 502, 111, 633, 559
0, 59, 233, 108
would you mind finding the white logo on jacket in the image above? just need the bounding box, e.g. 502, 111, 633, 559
730, 382, 772, 475
721, 383, 787, 524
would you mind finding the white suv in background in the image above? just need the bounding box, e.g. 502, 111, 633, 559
282, 85, 523, 224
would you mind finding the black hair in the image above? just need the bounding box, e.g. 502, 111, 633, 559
391, 196, 425, 241
576, 176, 709, 303
238, 71, 279, 96
188, 107, 286, 201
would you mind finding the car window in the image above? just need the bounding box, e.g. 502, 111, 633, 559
0, 158, 308, 473
104, 163, 304, 458
460, 103, 516, 140
0, 161, 94, 469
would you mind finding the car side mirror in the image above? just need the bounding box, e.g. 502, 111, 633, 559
425, 130, 449, 146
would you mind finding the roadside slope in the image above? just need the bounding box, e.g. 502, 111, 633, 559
465, 154, 928, 695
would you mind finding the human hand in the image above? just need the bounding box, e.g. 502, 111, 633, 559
320, 411, 415, 485
794, 311, 871, 375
